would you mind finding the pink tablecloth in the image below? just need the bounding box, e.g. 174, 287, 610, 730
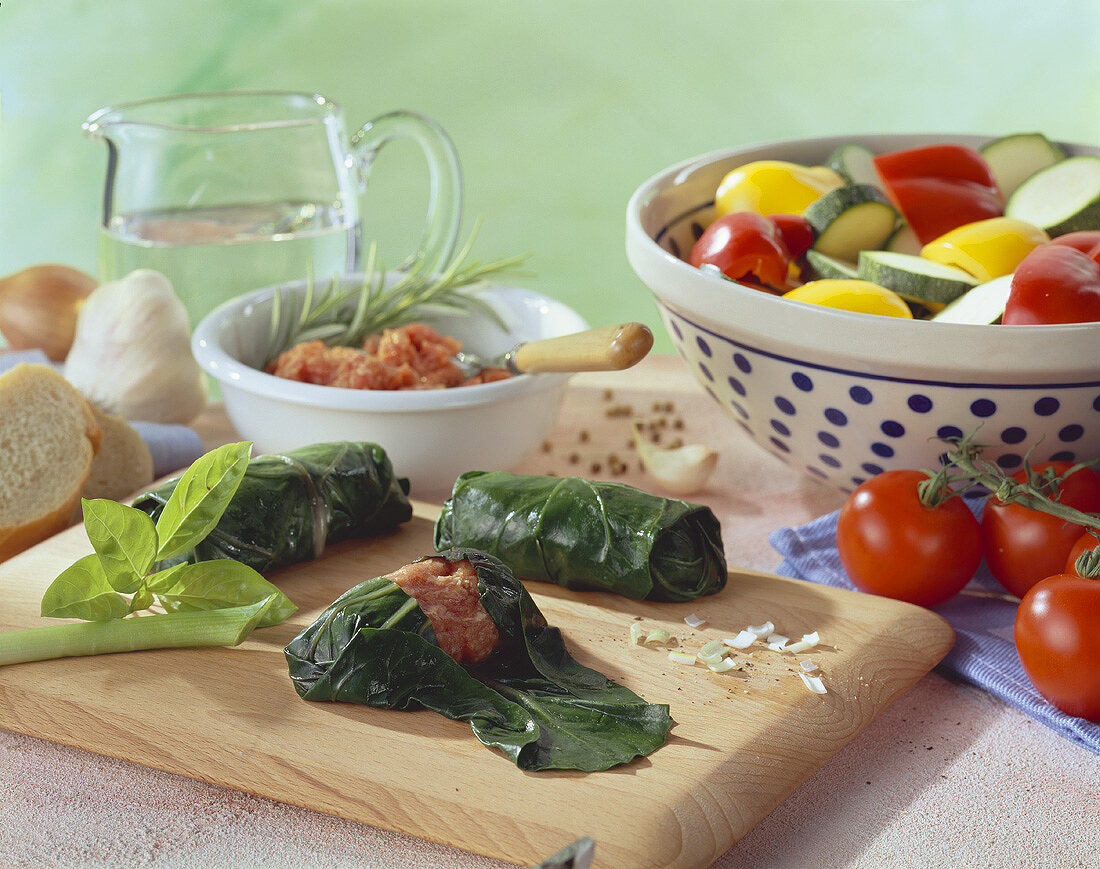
3, 356, 1097, 868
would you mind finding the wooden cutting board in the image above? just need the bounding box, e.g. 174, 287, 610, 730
0, 504, 953, 869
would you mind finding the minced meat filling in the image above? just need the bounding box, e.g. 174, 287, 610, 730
386, 557, 500, 666
265, 323, 511, 390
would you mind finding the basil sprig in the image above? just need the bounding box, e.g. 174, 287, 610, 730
0, 442, 297, 667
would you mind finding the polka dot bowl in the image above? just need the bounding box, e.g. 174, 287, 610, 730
625, 133, 1100, 492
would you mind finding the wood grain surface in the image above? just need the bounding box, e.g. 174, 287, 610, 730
0, 503, 953, 869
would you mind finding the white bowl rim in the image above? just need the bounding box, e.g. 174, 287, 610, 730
192, 282, 579, 413
626, 132, 1100, 347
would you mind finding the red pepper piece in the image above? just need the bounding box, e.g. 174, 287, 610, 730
873, 144, 1003, 245
770, 214, 815, 260
1047, 230, 1100, 264
1003, 241, 1100, 325
689, 212, 791, 289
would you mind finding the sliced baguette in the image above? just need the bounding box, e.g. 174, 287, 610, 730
81, 405, 155, 504
0, 363, 101, 561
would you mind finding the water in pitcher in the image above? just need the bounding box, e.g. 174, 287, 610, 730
99, 201, 359, 328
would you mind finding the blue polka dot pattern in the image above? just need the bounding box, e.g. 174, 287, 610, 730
970, 398, 997, 418
656, 306, 1097, 493
1060, 424, 1084, 442
908, 394, 933, 413
850, 386, 873, 405
1034, 396, 1060, 416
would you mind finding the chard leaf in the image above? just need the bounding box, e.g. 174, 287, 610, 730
155, 442, 253, 561
284, 549, 672, 772
41, 554, 129, 621
81, 498, 157, 593
150, 559, 297, 627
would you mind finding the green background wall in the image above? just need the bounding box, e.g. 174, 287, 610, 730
2, 0, 1098, 351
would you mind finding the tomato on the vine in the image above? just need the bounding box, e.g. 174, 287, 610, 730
981, 462, 1100, 598
1015, 573, 1100, 721
836, 470, 982, 607
1065, 532, 1100, 575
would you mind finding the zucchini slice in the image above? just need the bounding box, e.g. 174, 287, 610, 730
857, 250, 978, 308
931, 274, 1014, 325
981, 132, 1066, 199
805, 249, 858, 280
826, 144, 880, 189
885, 222, 922, 256
805, 184, 898, 262
1005, 155, 1100, 236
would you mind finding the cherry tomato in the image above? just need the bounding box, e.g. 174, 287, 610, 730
872, 144, 1003, 244
1065, 532, 1100, 575
689, 212, 791, 289
1002, 241, 1100, 325
1015, 573, 1100, 721
836, 470, 982, 607
770, 214, 815, 260
981, 462, 1100, 598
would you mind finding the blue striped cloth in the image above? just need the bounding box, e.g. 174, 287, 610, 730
0, 350, 204, 478
770, 496, 1100, 756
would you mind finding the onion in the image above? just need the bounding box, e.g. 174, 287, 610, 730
643, 628, 671, 645
0, 265, 97, 361
799, 672, 827, 694
683, 613, 706, 628
747, 621, 774, 638
724, 630, 757, 649
668, 650, 696, 665
629, 622, 646, 644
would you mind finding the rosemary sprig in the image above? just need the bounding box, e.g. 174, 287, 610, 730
263, 222, 529, 366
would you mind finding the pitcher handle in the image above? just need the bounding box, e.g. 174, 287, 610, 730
351, 110, 463, 278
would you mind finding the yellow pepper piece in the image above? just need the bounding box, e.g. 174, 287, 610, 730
783, 280, 914, 318
920, 217, 1049, 282
715, 161, 844, 218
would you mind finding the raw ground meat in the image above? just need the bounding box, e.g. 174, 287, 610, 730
266, 323, 511, 390
386, 557, 501, 665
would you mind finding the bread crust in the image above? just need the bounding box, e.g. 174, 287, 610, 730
0, 363, 101, 561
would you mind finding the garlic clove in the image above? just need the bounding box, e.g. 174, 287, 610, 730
63, 269, 207, 424
633, 421, 717, 495
0, 265, 97, 361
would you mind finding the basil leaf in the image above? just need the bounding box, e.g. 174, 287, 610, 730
41, 554, 130, 621
128, 583, 154, 614
150, 559, 297, 628
81, 499, 157, 593
155, 442, 253, 561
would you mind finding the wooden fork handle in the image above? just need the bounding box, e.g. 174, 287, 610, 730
511, 322, 654, 373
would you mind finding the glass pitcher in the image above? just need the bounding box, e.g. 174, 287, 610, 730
84, 90, 462, 328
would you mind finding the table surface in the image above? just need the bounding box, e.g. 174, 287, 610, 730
2, 355, 1097, 869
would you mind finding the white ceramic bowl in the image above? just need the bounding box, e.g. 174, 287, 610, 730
192, 280, 588, 495
627, 133, 1100, 492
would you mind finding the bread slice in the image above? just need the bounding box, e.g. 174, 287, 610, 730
81, 405, 154, 504
0, 363, 101, 561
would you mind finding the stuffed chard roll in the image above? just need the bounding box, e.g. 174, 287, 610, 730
284, 548, 672, 772
134, 441, 412, 573
433, 471, 727, 602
